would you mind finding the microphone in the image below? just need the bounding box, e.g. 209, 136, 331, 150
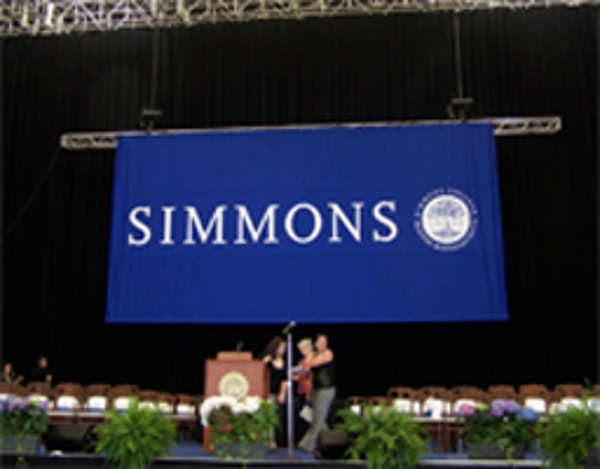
236, 341, 244, 351
282, 321, 296, 335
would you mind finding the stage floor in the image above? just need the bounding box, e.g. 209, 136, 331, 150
0, 442, 548, 468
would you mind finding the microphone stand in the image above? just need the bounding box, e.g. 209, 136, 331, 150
283, 321, 297, 459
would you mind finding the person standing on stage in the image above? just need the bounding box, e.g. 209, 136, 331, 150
298, 333, 336, 453
295, 338, 314, 404
262, 336, 288, 448
28, 356, 52, 384
262, 336, 288, 404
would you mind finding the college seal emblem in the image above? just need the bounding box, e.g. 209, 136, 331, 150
218, 371, 250, 398
415, 188, 478, 251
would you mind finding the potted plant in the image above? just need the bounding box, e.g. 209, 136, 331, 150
200, 396, 278, 460
94, 396, 177, 469
538, 397, 600, 468
0, 396, 49, 458
336, 404, 428, 469
457, 400, 538, 460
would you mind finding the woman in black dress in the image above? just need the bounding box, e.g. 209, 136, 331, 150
262, 336, 288, 447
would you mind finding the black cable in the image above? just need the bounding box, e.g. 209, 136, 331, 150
1, 147, 62, 244
150, 27, 160, 112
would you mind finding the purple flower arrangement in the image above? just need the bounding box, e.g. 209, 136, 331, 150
457, 400, 538, 456
0, 396, 49, 438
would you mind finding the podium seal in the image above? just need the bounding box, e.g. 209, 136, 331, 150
218, 371, 250, 398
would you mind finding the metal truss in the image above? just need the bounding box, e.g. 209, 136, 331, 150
59, 116, 562, 150
1, 1, 598, 37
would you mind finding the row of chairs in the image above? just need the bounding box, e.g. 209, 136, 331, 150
346, 383, 600, 416
0, 382, 203, 416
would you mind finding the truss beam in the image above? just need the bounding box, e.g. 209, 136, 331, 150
59, 116, 562, 150
1, 0, 598, 37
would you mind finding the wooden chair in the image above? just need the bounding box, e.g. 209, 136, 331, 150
387, 387, 422, 415
175, 394, 198, 416
0, 382, 26, 396
365, 396, 389, 410
345, 396, 365, 415
85, 383, 112, 412
109, 384, 138, 411
54, 382, 83, 397
23, 382, 53, 409
450, 386, 487, 414
419, 387, 452, 453
110, 384, 138, 397
156, 392, 176, 414
488, 384, 518, 401
174, 394, 200, 441
420, 386, 449, 398
420, 386, 452, 416
53, 382, 85, 411
137, 389, 158, 410
518, 384, 552, 413
551, 384, 586, 413
554, 383, 585, 398
26, 381, 52, 395
450, 385, 483, 396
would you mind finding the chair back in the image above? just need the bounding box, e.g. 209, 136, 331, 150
345, 396, 365, 415
488, 384, 517, 401
85, 384, 111, 412
519, 384, 552, 413
387, 387, 421, 415
175, 394, 198, 416
53, 382, 84, 411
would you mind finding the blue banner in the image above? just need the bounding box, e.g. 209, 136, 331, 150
106, 124, 508, 324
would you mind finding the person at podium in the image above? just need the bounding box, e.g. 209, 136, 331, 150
298, 333, 336, 453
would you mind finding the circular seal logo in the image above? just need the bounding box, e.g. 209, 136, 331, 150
218, 372, 250, 399
415, 188, 478, 251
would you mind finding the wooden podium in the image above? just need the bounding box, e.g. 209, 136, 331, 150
204, 351, 269, 399
203, 351, 269, 451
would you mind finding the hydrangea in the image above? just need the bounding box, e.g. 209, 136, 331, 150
518, 406, 538, 423
457, 402, 476, 417
490, 399, 521, 417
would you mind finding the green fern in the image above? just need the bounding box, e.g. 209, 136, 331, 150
539, 397, 600, 469
94, 397, 177, 469
337, 405, 427, 469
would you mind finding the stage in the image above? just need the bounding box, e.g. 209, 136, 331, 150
0, 442, 546, 469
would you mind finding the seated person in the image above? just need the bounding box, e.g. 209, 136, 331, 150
1, 363, 23, 384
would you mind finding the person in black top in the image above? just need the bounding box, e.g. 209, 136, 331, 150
298, 334, 336, 453
262, 336, 288, 403
29, 356, 52, 384
262, 336, 288, 447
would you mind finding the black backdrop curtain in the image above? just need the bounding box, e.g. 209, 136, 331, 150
2, 7, 597, 396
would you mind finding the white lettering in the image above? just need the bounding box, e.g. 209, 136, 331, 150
234, 204, 280, 245
128, 206, 152, 246
372, 200, 398, 243
328, 202, 364, 243
160, 206, 176, 245
284, 203, 323, 245
183, 206, 227, 245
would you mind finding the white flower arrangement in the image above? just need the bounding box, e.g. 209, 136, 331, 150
200, 395, 263, 426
